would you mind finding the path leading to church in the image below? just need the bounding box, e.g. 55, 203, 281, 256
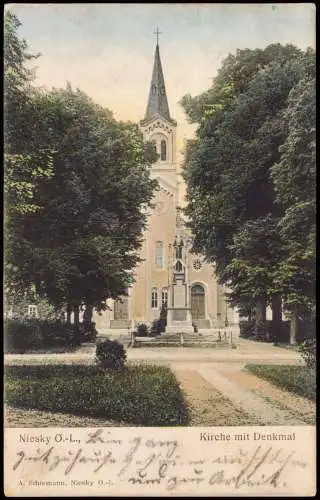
4, 339, 315, 426
172, 365, 314, 426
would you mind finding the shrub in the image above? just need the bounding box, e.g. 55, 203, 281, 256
79, 321, 98, 342
239, 320, 255, 338
4, 319, 75, 352
4, 365, 189, 426
159, 303, 167, 327
274, 321, 290, 343
252, 321, 273, 342
298, 336, 316, 369
41, 320, 75, 347
4, 320, 42, 351
95, 339, 126, 370
296, 318, 316, 342
150, 319, 165, 335
136, 323, 150, 336
240, 320, 290, 343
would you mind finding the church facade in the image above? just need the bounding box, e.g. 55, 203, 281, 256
93, 41, 237, 333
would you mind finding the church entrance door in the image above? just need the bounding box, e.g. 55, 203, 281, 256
191, 284, 205, 320
113, 296, 128, 320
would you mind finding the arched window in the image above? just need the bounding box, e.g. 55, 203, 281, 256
151, 288, 158, 309
151, 139, 157, 154
160, 139, 167, 161
191, 284, 205, 295
155, 241, 164, 268
162, 288, 168, 307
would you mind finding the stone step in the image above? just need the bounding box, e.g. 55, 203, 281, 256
193, 319, 211, 329
133, 341, 232, 348
156, 337, 180, 340
136, 338, 179, 344
110, 320, 131, 329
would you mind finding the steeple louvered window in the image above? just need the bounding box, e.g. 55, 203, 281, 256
161, 139, 167, 161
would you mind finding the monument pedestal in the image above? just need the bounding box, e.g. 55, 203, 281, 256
165, 282, 194, 334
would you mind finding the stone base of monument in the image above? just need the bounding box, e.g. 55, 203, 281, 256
165, 325, 194, 334
165, 307, 194, 334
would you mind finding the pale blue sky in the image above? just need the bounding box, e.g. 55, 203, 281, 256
7, 3, 316, 149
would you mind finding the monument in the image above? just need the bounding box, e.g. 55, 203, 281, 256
166, 208, 194, 334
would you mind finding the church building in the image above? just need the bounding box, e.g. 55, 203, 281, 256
93, 39, 237, 333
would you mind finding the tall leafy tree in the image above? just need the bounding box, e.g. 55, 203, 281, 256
4, 11, 158, 323
4, 10, 54, 305
14, 86, 157, 320
181, 44, 315, 338
271, 70, 316, 338
4, 10, 53, 215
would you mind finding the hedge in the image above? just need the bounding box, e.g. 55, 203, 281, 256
240, 317, 314, 344
239, 320, 255, 339
4, 319, 97, 353
4, 365, 190, 426
239, 320, 290, 343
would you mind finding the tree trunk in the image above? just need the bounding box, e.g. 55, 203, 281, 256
73, 304, 81, 345
66, 304, 71, 324
271, 293, 282, 343
83, 305, 93, 324
290, 309, 298, 345
74, 304, 80, 327
255, 297, 266, 324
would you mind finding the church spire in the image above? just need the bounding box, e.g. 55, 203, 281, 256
144, 31, 172, 122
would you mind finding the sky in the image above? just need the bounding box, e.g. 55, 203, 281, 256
7, 3, 315, 168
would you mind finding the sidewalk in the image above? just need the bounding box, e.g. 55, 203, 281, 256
4, 339, 301, 366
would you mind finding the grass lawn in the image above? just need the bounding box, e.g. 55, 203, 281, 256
245, 364, 316, 402
4, 364, 189, 426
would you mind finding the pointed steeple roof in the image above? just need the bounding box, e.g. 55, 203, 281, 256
144, 43, 175, 124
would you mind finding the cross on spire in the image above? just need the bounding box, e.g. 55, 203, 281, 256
154, 27, 162, 45
142, 26, 176, 125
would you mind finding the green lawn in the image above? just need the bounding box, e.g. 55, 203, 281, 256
4, 364, 189, 426
245, 364, 316, 402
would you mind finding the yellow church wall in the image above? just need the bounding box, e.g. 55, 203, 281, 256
132, 184, 176, 325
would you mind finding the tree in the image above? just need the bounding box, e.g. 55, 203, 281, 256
4, 10, 53, 215
12, 86, 158, 320
271, 72, 316, 341
4, 11, 158, 325
181, 44, 315, 340
4, 10, 54, 305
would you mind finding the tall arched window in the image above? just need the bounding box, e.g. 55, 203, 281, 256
151, 139, 157, 154
151, 288, 158, 309
155, 241, 164, 268
160, 139, 167, 161
162, 288, 168, 307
